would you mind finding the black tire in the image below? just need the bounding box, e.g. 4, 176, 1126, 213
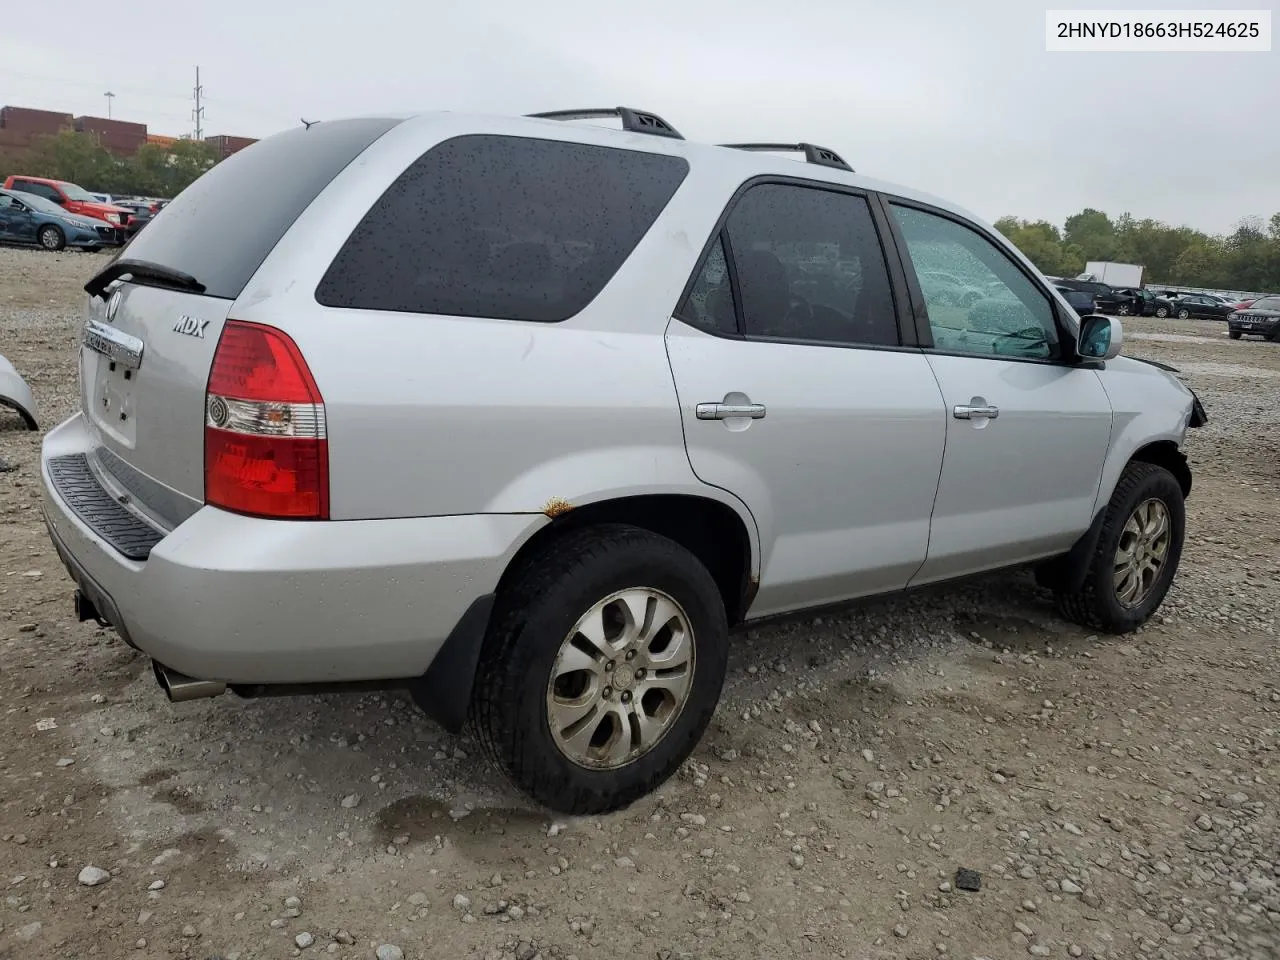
1176, 308, 1190, 320
1229, 329, 1242, 340
38, 224, 65, 251
1155, 307, 1169, 318
469, 524, 729, 815
1055, 461, 1185, 634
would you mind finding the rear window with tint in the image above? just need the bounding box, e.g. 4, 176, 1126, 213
117, 117, 404, 300
315, 134, 690, 322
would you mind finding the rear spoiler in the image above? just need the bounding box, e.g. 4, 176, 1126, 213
85, 258, 206, 301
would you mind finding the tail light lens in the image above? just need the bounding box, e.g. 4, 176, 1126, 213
204, 320, 329, 519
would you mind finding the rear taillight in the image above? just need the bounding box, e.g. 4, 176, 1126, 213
204, 320, 329, 520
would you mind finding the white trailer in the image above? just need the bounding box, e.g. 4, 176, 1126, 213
1079, 262, 1145, 288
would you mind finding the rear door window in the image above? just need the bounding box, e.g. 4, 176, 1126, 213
315, 134, 690, 322
117, 117, 404, 300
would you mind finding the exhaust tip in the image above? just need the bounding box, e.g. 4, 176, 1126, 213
152, 661, 226, 702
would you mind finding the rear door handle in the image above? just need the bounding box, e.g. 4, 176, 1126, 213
696, 402, 767, 420
953, 404, 999, 420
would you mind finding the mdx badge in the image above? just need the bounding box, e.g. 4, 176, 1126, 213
173, 315, 210, 339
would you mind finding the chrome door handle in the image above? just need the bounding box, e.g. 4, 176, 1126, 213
953, 404, 999, 420
696, 402, 766, 421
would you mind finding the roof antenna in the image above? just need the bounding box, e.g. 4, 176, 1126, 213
300, 117, 319, 130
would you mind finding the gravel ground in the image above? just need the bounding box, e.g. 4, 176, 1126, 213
1, 245, 1277, 960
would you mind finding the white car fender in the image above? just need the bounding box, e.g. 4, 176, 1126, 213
0, 352, 39, 430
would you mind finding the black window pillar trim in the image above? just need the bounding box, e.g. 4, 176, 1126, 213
719, 231, 747, 336
869, 190, 932, 348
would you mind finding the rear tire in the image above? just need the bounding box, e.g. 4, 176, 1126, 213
38, 225, 65, 251
1155, 307, 1169, 318
469, 524, 729, 815
1055, 461, 1184, 634
1176, 308, 1190, 319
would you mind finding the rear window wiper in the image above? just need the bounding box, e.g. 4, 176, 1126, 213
85, 258, 207, 301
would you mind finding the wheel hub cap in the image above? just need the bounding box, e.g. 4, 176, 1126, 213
546, 587, 695, 770
1113, 498, 1171, 609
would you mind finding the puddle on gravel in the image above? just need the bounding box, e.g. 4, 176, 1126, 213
373, 795, 562, 858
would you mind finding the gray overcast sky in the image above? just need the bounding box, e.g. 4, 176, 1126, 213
2, 0, 1276, 233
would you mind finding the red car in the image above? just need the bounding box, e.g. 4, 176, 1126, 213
1, 175, 130, 243
1232, 299, 1257, 311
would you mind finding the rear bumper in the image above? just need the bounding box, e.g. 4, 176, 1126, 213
40, 412, 543, 684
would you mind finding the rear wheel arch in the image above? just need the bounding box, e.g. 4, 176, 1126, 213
497, 494, 758, 627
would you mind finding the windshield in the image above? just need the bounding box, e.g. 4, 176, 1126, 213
58, 181, 97, 201
8, 190, 66, 215
1250, 296, 1280, 311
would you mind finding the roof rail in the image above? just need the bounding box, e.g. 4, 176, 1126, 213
719, 142, 853, 172
525, 106, 684, 140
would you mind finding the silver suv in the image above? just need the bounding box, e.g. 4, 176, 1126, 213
40, 107, 1207, 814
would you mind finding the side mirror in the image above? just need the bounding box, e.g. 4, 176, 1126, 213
1079, 314, 1123, 361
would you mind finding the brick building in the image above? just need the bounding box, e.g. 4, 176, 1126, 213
0, 105, 73, 151
0, 103, 257, 158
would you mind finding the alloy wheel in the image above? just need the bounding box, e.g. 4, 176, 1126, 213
1113, 498, 1171, 608
545, 587, 695, 770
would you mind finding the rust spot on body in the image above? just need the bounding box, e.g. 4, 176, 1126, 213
543, 497, 573, 518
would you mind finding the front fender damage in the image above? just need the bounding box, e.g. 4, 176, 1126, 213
0, 353, 39, 431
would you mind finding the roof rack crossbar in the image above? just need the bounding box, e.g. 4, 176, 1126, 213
719, 142, 853, 172
526, 106, 684, 140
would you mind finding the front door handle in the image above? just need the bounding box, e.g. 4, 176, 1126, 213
696, 402, 767, 421
953, 404, 999, 420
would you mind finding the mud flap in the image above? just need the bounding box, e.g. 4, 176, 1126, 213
1034, 506, 1108, 595
409, 593, 495, 733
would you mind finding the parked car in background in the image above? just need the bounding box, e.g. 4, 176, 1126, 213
0, 188, 115, 251
1, 176, 131, 242
109, 198, 158, 238
1231, 298, 1257, 311
1053, 284, 1097, 317
1169, 294, 1235, 320
1108, 287, 1174, 317
1056, 277, 1114, 302
1228, 296, 1280, 341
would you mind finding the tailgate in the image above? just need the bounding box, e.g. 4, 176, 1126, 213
81, 285, 232, 525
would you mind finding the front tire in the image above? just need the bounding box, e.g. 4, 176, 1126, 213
469, 524, 729, 815
1055, 461, 1185, 634
1176, 308, 1190, 319
38, 225, 65, 251
1229, 329, 1242, 340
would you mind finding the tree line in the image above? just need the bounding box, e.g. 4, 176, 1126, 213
3, 129, 1277, 293
994, 209, 1280, 293
0, 130, 218, 201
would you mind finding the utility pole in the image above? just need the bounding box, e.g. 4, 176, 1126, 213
191, 66, 205, 140
104, 91, 115, 118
